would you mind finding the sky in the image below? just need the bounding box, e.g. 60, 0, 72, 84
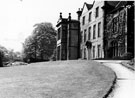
0, 0, 94, 52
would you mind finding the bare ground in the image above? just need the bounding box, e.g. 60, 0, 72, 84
0, 60, 115, 98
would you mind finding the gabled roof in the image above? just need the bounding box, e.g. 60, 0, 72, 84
85, 3, 93, 10
82, 2, 93, 11
81, 2, 93, 15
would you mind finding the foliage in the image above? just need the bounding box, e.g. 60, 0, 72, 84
0, 45, 8, 67
22, 22, 56, 63
0, 50, 3, 67
128, 57, 135, 66
49, 49, 56, 61
85, 40, 92, 49
121, 52, 133, 60
0, 45, 22, 67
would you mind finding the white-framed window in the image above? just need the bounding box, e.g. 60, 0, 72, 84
82, 16, 85, 25
93, 46, 95, 58
84, 48, 86, 59
84, 29, 87, 42
97, 44, 101, 58
88, 26, 91, 40
93, 24, 96, 39
89, 12, 92, 22
57, 28, 61, 40
95, 7, 99, 18
98, 22, 101, 37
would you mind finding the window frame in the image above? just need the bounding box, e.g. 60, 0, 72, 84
84, 48, 86, 59
88, 26, 91, 40
82, 16, 85, 25
97, 44, 101, 58
84, 29, 87, 42
93, 46, 95, 58
98, 22, 101, 37
95, 7, 99, 18
89, 12, 92, 22
93, 24, 96, 39
57, 28, 61, 40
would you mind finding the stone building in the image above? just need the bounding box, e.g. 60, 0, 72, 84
56, 13, 80, 60
56, 1, 134, 60
79, 1, 105, 60
103, 1, 134, 58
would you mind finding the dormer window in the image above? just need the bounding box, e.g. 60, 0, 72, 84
95, 7, 99, 18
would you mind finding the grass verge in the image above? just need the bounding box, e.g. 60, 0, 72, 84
0, 60, 116, 98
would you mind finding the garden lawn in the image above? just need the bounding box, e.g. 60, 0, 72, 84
0, 60, 115, 98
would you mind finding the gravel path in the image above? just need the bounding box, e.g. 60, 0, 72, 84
96, 60, 135, 98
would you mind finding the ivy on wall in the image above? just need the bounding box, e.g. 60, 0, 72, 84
105, 8, 127, 57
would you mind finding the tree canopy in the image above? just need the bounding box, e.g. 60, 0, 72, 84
22, 22, 56, 62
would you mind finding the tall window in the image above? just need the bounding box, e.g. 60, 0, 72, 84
82, 16, 85, 25
111, 41, 118, 57
58, 28, 60, 40
81, 31, 83, 43
95, 7, 99, 18
113, 17, 119, 34
84, 29, 87, 42
84, 48, 86, 59
88, 27, 91, 40
98, 22, 101, 37
57, 46, 60, 60
93, 46, 95, 58
97, 44, 101, 58
89, 12, 92, 22
93, 24, 96, 39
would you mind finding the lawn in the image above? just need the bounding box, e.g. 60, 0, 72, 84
0, 60, 115, 98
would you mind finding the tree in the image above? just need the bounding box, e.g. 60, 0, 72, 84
49, 49, 56, 61
22, 22, 56, 62
0, 45, 8, 67
0, 45, 10, 66
0, 51, 3, 67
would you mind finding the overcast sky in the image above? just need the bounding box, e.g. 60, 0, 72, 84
0, 0, 94, 52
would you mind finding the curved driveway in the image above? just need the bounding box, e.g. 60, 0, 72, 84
96, 60, 135, 98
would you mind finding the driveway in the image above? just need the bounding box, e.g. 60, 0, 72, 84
96, 60, 135, 98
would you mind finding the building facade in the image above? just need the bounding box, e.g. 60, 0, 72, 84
56, 1, 134, 61
79, 1, 105, 60
103, 1, 134, 58
56, 13, 80, 60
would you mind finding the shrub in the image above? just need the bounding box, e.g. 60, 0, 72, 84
121, 52, 133, 60
128, 57, 135, 66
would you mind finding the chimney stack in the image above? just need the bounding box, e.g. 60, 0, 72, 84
76, 8, 82, 21
60, 12, 62, 19
68, 13, 71, 21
